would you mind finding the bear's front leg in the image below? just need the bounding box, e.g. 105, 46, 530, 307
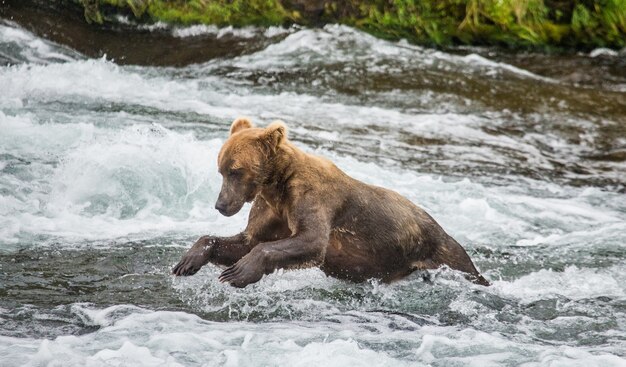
218, 232, 328, 287
172, 233, 248, 276
218, 200, 330, 287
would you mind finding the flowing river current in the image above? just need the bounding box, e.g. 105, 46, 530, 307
1, 13, 626, 367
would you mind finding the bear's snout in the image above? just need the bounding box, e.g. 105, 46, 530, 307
215, 195, 243, 217
215, 200, 228, 216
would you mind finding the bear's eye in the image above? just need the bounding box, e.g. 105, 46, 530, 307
228, 168, 242, 178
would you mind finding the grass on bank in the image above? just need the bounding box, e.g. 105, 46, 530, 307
80, 0, 290, 26
78, 0, 626, 50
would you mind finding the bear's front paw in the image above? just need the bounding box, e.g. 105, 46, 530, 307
172, 254, 201, 276
172, 250, 211, 276
218, 255, 265, 288
172, 237, 215, 276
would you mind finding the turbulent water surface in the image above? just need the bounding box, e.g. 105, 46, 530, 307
1, 9, 626, 367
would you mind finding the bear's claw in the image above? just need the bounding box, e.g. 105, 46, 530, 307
172, 255, 203, 276
172, 236, 216, 276
218, 256, 264, 288
171, 260, 197, 276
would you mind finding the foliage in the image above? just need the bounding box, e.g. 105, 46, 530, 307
76, 0, 626, 49
145, 0, 289, 26
350, 0, 626, 49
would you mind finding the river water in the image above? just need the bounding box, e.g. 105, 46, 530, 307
0, 13, 625, 367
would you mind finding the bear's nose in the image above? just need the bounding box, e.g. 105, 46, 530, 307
215, 201, 227, 214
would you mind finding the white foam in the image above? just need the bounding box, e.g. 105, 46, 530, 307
110, 16, 294, 39
0, 21, 81, 64
0, 42, 592, 187
226, 24, 555, 82
493, 265, 626, 302
173, 25, 256, 38
0, 55, 562, 173
0, 57, 243, 119
0, 304, 623, 367
93, 341, 178, 367
172, 24, 293, 39
589, 48, 619, 57
0, 113, 250, 245
461, 53, 555, 82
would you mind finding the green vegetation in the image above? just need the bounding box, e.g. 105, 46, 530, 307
353, 0, 626, 49
79, 0, 289, 26
78, 0, 626, 49
147, 0, 288, 26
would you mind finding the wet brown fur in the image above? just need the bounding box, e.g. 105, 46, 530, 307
172, 118, 490, 287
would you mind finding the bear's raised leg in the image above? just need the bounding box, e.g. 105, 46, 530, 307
172, 233, 250, 276
219, 232, 327, 288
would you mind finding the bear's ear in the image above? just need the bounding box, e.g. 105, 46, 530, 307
230, 117, 253, 135
262, 120, 287, 153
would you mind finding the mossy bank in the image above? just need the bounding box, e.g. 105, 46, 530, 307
78, 0, 626, 50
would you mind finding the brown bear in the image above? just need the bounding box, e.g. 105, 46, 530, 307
172, 118, 490, 287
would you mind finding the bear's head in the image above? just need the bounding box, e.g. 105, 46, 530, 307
214, 117, 287, 216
